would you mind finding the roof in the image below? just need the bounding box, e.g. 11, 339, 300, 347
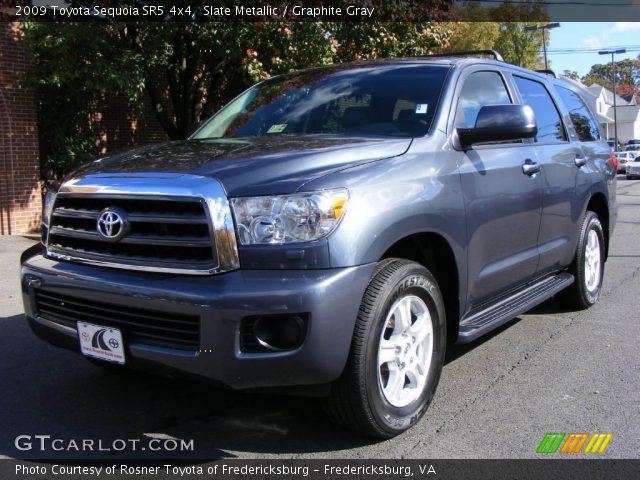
588, 83, 630, 106
613, 105, 640, 123
289, 55, 583, 91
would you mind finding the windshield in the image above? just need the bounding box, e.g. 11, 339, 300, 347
626, 145, 640, 151
193, 64, 449, 139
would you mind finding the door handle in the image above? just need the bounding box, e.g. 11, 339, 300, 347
575, 154, 587, 167
522, 159, 540, 176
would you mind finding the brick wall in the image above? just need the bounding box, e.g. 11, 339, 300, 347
0, 20, 42, 235
0, 18, 170, 235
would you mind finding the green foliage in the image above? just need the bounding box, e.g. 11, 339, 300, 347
448, 22, 501, 53
582, 59, 640, 91
495, 23, 546, 69
449, 1, 549, 69
445, 22, 546, 69
24, 16, 454, 178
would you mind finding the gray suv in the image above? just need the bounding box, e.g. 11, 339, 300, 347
20, 52, 617, 438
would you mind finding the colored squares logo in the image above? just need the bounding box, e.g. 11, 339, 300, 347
537, 432, 613, 454
537, 433, 565, 453
584, 433, 614, 454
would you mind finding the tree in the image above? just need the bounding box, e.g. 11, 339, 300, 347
494, 24, 543, 68
24, 9, 455, 177
446, 22, 545, 68
582, 59, 640, 89
448, 2, 549, 69
615, 83, 639, 99
448, 22, 501, 53
562, 70, 579, 81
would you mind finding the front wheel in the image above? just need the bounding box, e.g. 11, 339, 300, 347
324, 259, 446, 438
556, 211, 605, 309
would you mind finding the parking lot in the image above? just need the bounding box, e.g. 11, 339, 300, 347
1, 177, 639, 460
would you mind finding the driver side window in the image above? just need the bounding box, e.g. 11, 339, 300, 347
455, 71, 512, 128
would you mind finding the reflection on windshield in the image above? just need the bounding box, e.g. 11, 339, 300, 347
193, 64, 449, 139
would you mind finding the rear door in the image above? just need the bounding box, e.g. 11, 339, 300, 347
453, 68, 543, 308
553, 84, 612, 260
510, 74, 578, 275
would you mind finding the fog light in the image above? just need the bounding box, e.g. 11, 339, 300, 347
240, 314, 307, 352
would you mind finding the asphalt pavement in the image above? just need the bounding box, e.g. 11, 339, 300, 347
1, 177, 639, 460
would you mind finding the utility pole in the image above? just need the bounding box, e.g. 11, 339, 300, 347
599, 49, 627, 149
524, 23, 560, 70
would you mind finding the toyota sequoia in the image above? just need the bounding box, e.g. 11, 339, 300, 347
20, 51, 617, 437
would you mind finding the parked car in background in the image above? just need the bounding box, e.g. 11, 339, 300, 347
626, 139, 640, 146
616, 151, 637, 173
608, 140, 622, 151
626, 156, 640, 179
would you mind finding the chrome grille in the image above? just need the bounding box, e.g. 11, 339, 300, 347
47, 194, 218, 272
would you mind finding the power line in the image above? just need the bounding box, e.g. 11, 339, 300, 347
546, 46, 640, 52
547, 49, 640, 55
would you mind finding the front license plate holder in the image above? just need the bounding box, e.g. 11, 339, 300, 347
77, 322, 125, 365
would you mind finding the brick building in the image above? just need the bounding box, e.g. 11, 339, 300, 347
0, 19, 42, 235
0, 17, 168, 235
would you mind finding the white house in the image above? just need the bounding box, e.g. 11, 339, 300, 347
587, 83, 640, 143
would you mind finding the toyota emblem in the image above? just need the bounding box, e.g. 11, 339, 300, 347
97, 208, 129, 241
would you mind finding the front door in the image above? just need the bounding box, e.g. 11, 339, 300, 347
453, 70, 543, 308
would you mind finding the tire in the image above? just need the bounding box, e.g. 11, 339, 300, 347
556, 211, 605, 310
324, 259, 446, 438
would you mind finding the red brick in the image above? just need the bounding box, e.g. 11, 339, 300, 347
1, 20, 169, 235
0, 20, 41, 235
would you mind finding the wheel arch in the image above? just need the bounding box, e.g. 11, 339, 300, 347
584, 191, 610, 260
380, 232, 462, 344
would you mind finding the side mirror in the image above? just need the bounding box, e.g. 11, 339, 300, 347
457, 104, 537, 149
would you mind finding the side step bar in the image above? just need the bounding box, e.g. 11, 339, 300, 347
457, 272, 574, 343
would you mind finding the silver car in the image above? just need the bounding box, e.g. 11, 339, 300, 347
626, 155, 640, 179
616, 151, 637, 173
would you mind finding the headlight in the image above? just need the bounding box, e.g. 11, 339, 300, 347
43, 190, 57, 227
230, 189, 348, 245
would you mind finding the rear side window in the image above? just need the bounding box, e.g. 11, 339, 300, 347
514, 76, 566, 143
455, 71, 511, 128
556, 86, 601, 142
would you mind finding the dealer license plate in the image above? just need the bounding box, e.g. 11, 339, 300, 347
77, 322, 125, 365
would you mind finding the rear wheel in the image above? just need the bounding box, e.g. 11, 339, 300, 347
324, 259, 446, 438
556, 211, 605, 309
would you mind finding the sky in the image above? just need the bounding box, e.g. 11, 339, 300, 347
546, 22, 640, 77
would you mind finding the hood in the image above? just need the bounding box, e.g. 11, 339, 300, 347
72, 136, 411, 196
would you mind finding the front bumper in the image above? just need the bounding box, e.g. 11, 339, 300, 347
21, 251, 376, 389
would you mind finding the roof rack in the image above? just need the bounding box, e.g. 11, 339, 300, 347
426, 50, 504, 62
536, 69, 558, 78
